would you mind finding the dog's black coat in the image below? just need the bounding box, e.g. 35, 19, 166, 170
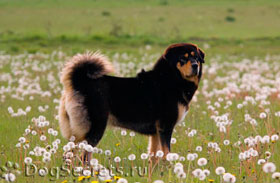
64, 43, 204, 152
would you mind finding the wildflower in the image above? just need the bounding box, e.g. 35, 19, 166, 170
199, 174, 206, 180
67, 142, 75, 149
263, 162, 276, 173
40, 135, 46, 141
265, 151, 271, 158
271, 134, 279, 141
192, 168, 203, 177
187, 153, 195, 161
85, 145, 94, 152
167, 153, 179, 161
141, 153, 148, 160
52, 130, 58, 136
259, 112, 267, 119
237, 104, 243, 109
128, 154, 136, 161
78, 143, 86, 149
262, 135, 270, 143
69, 136, 76, 142
215, 147, 221, 153
171, 138, 177, 144
18, 137, 26, 143
63, 145, 71, 152
65, 159, 72, 165
83, 170, 91, 176
129, 132, 135, 137
153, 180, 164, 183
179, 156, 185, 161
156, 150, 164, 158
25, 128, 31, 134
48, 128, 54, 134
44, 152, 51, 158
105, 150, 111, 156
239, 153, 246, 161
203, 169, 210, 176
78, 176, 85, 181
166, 153, 173, 161
175, 162, 183, 168
114, 156, 121, 163
272, 172, 280, 179
223, 140, 230, 145
250, 150, 258, 157
92, 147, 98, 153
223, 173, 236, 183
66, 152, 73, 158
174, 166, 184, 174
117, 178, 128, 183
113, 176, 121, 180
121, 130, 127, 136
31, 130, 37, 135
257, 159, 266, 165
196, 146, 202, 152
177, 172, 186, 179
43, 157, 51, 163
197, 158, 208, 166
215, 167, 225, 175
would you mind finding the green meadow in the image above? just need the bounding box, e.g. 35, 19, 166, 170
0, 0, 280, 182
0, 0, 280, 56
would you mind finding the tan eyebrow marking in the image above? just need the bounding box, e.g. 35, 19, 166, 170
191, 51, 195, 56
184, 53, 189, 57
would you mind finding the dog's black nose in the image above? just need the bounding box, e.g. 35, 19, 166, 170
192, 64, 198, 70
192, 64, 198, 74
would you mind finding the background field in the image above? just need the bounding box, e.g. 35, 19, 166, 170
0, 0, 280, 56
0, 0, 280, 182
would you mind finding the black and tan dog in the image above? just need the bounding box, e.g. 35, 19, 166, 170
59, 43, 205, 157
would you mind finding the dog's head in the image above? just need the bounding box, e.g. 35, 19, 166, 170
163, 43, 205, 80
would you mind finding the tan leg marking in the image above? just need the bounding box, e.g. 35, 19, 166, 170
148, 134, 161, 157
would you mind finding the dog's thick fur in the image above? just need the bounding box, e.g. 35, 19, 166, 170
59, 43, 205, 156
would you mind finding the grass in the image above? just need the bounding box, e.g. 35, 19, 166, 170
0, 50, 280, 182
1, 0, 280, 182
0, 0, 280, 56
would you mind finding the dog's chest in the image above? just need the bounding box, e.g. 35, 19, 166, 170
177, 103, 189, 123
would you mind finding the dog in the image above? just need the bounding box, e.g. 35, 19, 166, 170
59, 43, 205, 159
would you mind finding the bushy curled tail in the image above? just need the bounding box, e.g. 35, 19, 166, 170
60, 51, 114, 91
58, 52, 114, 141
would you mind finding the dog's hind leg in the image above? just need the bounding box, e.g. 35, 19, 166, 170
85, 117, 108, 147
159, 129, 173, 157
148, 134, 161, 158
83, 99, 109, 163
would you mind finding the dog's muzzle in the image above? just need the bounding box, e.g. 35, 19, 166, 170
192, 63, 199, 75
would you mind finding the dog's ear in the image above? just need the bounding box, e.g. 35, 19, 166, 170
198, 48, 205, 63
163, 44, 185, 61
